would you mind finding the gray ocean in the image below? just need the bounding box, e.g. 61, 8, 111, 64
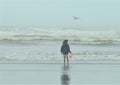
1, 26, 120, 85
0, 26, 120, 61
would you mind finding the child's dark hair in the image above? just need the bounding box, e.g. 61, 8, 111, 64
63, 39, 68, 45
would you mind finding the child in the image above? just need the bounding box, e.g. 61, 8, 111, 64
61, 40, 72, 67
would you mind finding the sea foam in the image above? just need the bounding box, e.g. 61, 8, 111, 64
0, 26, 120, 44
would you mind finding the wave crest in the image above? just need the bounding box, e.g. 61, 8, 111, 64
0, 28, 120, 44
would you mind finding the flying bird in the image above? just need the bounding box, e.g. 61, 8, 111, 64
74, 16, 80, 20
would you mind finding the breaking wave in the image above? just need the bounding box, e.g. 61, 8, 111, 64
0, 26, 120, 44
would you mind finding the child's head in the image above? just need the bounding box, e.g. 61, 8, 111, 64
63, 39, 68, 45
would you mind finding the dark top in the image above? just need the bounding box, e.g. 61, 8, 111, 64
61, 44, 71, 54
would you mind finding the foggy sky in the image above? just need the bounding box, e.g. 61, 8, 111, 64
0, 0, 120, 29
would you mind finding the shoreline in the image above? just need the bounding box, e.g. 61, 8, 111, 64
0, 59, 120, 64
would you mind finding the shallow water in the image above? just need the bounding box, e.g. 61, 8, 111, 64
0, 40, 120, 61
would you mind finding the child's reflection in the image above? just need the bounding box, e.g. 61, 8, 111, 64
61, 66, 71, 85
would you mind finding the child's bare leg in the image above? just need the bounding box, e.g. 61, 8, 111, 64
67, 56, 69, 67
64, 56, 65, 66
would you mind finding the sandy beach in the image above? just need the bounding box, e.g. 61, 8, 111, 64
0, 62, 120, 85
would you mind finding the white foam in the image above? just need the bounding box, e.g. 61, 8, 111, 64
0, 54, 120, 61
0, 27, 120, 44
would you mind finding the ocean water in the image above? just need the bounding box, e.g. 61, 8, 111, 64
0, 26, 120, 61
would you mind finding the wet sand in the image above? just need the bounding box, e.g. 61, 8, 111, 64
0, 62, 120, 85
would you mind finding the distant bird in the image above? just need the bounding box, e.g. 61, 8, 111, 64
74, 16, 80, 20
